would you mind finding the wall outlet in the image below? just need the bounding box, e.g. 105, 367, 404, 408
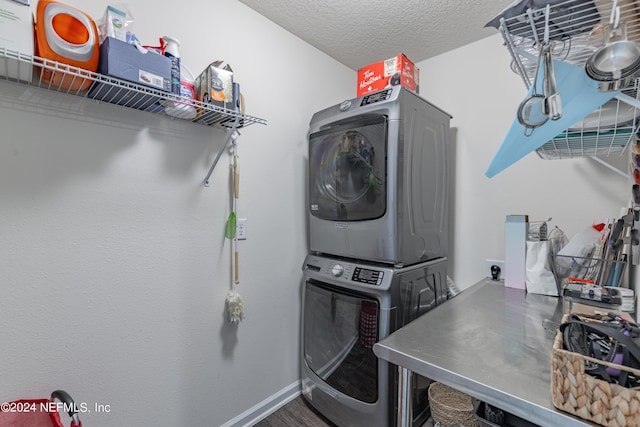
237, 218, 247, 240
485, 259, 505, 280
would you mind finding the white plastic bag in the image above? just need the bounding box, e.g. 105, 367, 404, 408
525, 226, 568, 296
554, 225, 602, 276
526, 240, 558, 296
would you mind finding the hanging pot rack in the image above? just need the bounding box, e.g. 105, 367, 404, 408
496, 0, 640, 166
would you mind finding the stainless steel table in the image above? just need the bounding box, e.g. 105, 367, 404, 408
373, 278, 592, 427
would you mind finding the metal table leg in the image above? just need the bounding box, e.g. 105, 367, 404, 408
397, 366, 413, 427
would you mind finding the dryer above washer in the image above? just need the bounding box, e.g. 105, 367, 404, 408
308, 86, 452, 267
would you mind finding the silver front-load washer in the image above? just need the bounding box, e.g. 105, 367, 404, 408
301, 253, 448, 427
308, 86, 451, 267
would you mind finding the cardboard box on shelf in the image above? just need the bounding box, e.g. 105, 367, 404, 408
357, 53, 419, 97
0, 0, 33, 81
194, 61, 234, 115
88, 37, 171, 109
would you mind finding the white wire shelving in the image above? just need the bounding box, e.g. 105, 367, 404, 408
0, 47, 267, 185
496, 0, 640, 161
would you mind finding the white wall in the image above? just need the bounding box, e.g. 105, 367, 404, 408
418, 34, 632, 289
0, 1, 353, 426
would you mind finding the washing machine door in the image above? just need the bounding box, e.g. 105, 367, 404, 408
309, 116, 387, 221
303, 280, 379, 403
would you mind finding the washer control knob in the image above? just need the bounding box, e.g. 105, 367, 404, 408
331, 264, 344, 277
339, 100, 352, 111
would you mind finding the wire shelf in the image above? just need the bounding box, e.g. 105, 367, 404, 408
0, 47, 267, 129
496, 0, 640, 160
551, 255, 627, 288
537, 128, 635, 159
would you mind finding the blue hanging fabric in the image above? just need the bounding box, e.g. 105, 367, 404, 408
485, 60, 621, 178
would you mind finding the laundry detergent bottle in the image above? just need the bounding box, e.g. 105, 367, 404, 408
162, 36, 181, 95
35, 0, 99, 90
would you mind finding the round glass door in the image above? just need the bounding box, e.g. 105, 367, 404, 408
319, 130, 375, 204
303, 280, 379, 403
309, 116, 387, 221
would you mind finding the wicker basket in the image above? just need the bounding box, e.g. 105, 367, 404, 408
551, 314, 640, 426
428, 382, 479, 427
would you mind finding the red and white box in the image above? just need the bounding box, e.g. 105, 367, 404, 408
357, 53, 419, 97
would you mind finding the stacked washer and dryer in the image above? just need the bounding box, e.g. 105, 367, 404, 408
301, 86, 452, 427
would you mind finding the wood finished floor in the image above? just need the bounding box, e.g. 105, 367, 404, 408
252, 396, 435, 427
253, 396, 335, 427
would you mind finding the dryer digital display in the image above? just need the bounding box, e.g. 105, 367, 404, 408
352, 267, 383, 285
361, 89, 391, 106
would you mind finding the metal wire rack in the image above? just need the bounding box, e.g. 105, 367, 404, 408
0, 47, 267, 129
496, 0, 640, 160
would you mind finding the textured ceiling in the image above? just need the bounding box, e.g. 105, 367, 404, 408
238, 0, 511, 70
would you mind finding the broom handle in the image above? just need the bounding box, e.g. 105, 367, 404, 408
234, 165, 240, 199
234, 155, 240, 199
233, 149, 239, 285
234, 249, 239, 284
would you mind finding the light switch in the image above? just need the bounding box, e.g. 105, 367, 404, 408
237, 218, 247, 240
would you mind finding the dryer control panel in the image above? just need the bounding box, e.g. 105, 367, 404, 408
360, 89, 392, 106
303, 254, 394, 291
352, 267, 383, 286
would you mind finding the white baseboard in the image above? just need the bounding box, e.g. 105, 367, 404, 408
221, 381, 301, 427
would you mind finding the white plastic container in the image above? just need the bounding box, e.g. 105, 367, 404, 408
505, 214, 528, 290
163, 63, 197, 120
105, 5, 126, 41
